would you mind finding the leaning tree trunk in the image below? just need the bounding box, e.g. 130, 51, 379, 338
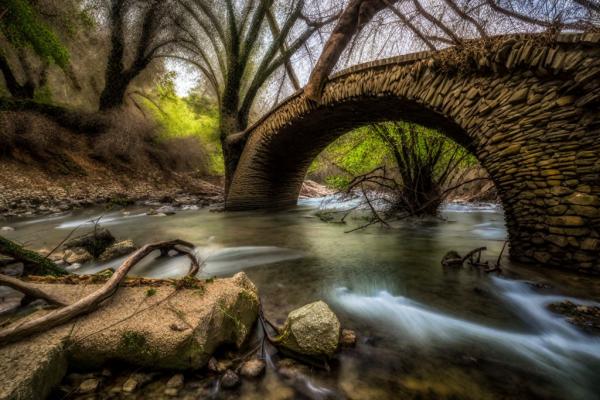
0, 235, 67, 276
305, 0, 393, 102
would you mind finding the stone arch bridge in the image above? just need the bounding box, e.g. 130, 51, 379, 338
226, 33, 600, 273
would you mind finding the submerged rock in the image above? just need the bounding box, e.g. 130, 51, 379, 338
63, 247, 93, 264
148, 205, 177, 216
98, 240, 137, 262
548, 301, 600, 335
1, 226, 15, 232
276, 301, 340, 358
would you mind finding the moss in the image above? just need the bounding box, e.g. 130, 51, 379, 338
118, 331, 157, 360
175, 275, 201, 289
0, 235, 68, 276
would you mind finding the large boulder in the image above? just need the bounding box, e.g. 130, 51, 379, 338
65, 272, 259, 369
64, 228, 115, 258
0, 273, 260, 399
0, 328, 68, 400
275, 301, 340, 358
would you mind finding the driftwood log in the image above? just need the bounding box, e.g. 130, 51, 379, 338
0, 239, 201, 346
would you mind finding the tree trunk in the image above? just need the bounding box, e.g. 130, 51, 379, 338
0, 236, 67, 276
220, 109, 246, 194
305, 0, 393, 102
98, 75, 130, 111
0, 52, 34, 99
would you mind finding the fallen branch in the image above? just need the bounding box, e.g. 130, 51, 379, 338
0, 239, 200, 346
0, 274, 66, 306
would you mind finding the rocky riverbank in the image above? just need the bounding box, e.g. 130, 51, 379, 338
0, 158, 224, 219
0, 266, 353, 400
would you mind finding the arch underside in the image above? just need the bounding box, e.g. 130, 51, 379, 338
227, 33, 600, 272
229, 96, 473, 209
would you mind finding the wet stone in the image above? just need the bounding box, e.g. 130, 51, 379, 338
240, 359, 266, 378
78, 378, 101, 394
221, 369, 240, 389
340, 329, 358, 347
166, 373, 184, 388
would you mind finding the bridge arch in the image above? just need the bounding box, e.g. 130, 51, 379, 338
227, 33, 600, 272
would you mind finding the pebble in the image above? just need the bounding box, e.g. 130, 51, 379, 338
166, 373, 184, 388
220, 370, 240, 389
78, 378, 100, 394
122, 377, 138, 393
240, 359, 266, 378
340, 329, 358, 347
164, 387, 180, 396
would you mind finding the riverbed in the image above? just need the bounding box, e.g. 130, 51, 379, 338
2, 199, 600, 399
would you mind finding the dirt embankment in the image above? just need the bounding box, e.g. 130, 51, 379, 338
0, 111, 224, 219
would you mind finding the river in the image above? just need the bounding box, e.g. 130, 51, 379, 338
3, 198, 600, 400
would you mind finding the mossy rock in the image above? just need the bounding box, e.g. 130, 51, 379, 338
275, 301, 340, 358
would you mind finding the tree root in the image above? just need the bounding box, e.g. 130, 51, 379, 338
0, 274, 66, 306
0, 239, 201, 346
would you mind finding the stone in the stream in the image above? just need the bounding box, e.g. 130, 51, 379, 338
166, 373, 184, 389
340, 329, 357, 347
63, 247, 93, 264
548, 301, 600, 335
64, 228, 115, 258
221, 370, 240, 389
148, 205, 177, 216
78, 378, 101, 394
1, 226, 15, 231
240, 359, 266, 378
98, 239, 137, 261
276, 301, 341, 358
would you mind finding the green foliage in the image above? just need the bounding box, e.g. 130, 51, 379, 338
142, 75, 223, 175
146, 288, 157, 297
1, 0, 70, 69
311, 123, 477, 191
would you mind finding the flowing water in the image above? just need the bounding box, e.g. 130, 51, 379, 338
2, 199, 600, 400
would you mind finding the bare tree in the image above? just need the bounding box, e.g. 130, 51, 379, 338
98, 0, 182, 111
166, 0, 339, 191
305, 0, 599, 101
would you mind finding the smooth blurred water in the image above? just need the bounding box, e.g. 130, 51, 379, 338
3, 200, 600, 399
